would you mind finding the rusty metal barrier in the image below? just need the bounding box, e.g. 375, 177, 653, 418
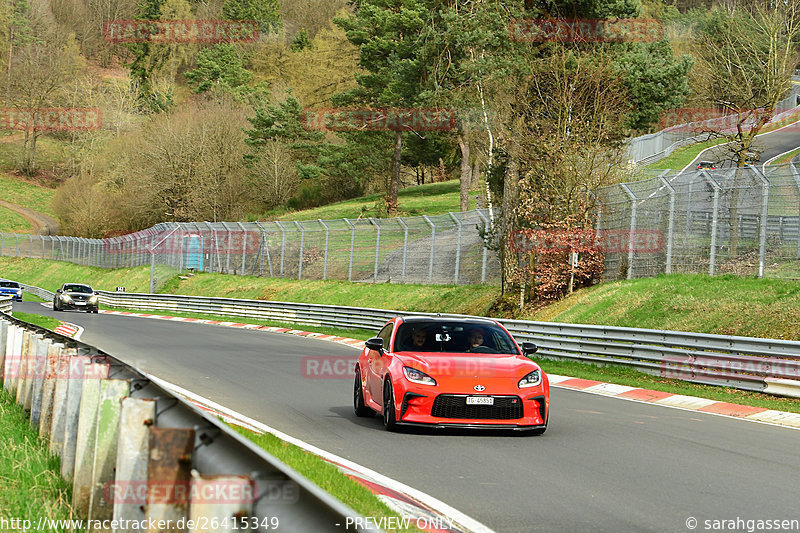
0, 312, 381, 532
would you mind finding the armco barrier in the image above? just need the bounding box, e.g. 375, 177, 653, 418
94, 289, 800, 398
0, 312, 381, 532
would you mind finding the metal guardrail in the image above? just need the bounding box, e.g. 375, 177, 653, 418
0, 311, 380, 532
0, 295, 11, 315
95, 290, 800, 398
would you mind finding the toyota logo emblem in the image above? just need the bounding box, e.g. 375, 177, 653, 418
474, 385, 485, 392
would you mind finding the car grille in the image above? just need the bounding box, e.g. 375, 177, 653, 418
431, 395, 523, 420
72, 295, 88, 301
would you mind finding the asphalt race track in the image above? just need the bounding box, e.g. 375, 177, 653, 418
16, 302, 800, 533
688, 123, 800, 169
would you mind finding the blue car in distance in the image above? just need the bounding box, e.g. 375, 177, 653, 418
0, 279, 23, 302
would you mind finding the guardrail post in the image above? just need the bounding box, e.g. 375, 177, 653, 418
39, 343, 63, 437
620, 184, 637, 279
73, 362, 110, 513
704, 173, 722, 276
448, 212, 463, 284
750, 166, 770, 278
189, 473, 255, 532
0, 321, 7, 381
49, 347, 75, 456
344, 218, 355, 282
62, 355, 92, 480
275, 221, 286, 277
368, 218, 381, 283
423, 215, 436, 284
319, 219, 329, 280
114, 397, 156, 527
147, 427, 195, 527
295, 221, 305, 280
16, 330, 31, 403
88, 378, 130, 522
4, 325, 21, 392
30, 337, 51, 430
659, 177, 676, 274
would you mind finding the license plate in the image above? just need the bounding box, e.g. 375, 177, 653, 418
75, 301, 86, 305
466, 396, 494, 405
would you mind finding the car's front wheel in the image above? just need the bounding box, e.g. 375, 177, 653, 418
382, 380, 397, 431
52, 301, 59, 311
353, 367, 372, 417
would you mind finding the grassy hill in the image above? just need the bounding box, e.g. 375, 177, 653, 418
529, 273, 800, 340
260, 179, 477, 221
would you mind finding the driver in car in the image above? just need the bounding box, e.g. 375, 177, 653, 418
467, 328, 484, 351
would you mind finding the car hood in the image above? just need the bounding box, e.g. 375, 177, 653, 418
0, 287, 20, 293
395, 351, 538, 379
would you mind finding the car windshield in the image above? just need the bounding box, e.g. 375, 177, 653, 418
394, 321, 520, 355
64, 284, 93, 293
0, 281, 20, 288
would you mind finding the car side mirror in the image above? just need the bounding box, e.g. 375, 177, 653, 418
365, 337, 384, 353
522, 342, 538, 355
56, 289, 61, 293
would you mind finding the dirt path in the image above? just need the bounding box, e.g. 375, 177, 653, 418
0, 199, 59, 235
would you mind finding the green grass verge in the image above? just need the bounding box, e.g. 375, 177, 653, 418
12, 311, 60, 330
529, 273, 800, 340
769, 146, 800, 166
0, 387, 83, 532
229, 427, 424, 533
259, 180, 475, 221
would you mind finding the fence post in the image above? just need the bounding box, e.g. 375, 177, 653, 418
423, 215, 436, 284
345, 218, 355, 282
368, 218, 381, 283
319, 219, 329, 280
659, 177, 676, 274
790, 162, 800, 259
750, 166, 770, 278
704, 173, 722, 276
448, 212, 463, 284
254, 221, 271, 277
222, 222, 233, 274
397, 218, 409, 283
475, 210, 491, 284
238, 222, 247, 275
620, 184, 637, 280
275, 221, 286, 277
295, 221, 305, 280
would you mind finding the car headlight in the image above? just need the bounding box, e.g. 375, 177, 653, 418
16, 290, 22, 297
403, 366, 437, 386
89, 295, 98, 304
518, 369, 541, 388
61, 294, 73, 303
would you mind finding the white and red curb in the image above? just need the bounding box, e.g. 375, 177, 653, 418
96, 309, 800, 431
54, 322, 83, 340
547, 375, 800, 429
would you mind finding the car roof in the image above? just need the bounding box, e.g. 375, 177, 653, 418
399, 315, 500, 326
63, 283, 92, 288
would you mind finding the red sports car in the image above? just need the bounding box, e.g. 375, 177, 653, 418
353, 316, 549, 434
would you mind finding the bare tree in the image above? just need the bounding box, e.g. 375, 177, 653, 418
3, 42, 81, 175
